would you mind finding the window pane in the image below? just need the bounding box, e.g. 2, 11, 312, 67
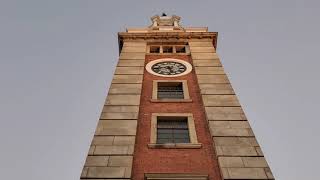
156, 118, 190, 144
157, 138, 174, 144
174, 134, 190, 139
163, 46, 173, 53
176, 46, 186, 53
157, 129, 172, 133
157, 133, 173, 139
173, 129, 189, 139
172, 121, 188, 129
150, 46, 160, 53
173, 129, 189, 134
174, 138, 190, 143
157, 82, 184, 99
157, 121, 173, 128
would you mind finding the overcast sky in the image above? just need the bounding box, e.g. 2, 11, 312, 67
0, 1, 319, 180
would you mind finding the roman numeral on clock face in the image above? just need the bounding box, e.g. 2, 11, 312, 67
151, 61, 187, 76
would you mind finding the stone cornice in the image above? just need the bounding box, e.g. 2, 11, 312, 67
118, 32, 218, 49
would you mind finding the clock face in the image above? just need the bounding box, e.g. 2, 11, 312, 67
145, 58, 192, 77
151, 61, 186, 75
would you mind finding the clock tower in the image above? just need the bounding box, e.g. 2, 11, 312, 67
80, 15, 275, 180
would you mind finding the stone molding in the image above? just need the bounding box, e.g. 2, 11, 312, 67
118, 32, 218, 49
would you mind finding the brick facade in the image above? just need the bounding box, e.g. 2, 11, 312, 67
131, 55, 222, 180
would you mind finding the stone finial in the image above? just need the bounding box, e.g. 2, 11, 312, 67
150, 14, 181, 27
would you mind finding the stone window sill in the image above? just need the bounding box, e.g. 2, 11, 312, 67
148, 143, 202, 149
150, 99, 192, 103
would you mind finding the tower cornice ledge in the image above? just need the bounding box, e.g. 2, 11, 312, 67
118, 32, 218, 49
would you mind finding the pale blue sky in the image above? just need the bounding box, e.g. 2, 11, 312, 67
1, 1, 319, 179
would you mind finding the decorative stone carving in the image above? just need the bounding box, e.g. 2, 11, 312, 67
149, 14, 184, 31
150, 15, 181, 27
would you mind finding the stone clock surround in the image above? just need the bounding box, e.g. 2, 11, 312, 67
145, 58, 193, 77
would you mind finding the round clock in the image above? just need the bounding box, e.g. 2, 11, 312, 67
146, 58, 192, 77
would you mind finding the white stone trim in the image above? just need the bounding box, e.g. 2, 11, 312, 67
151, 80, 190, 101
149, 113, 200, 147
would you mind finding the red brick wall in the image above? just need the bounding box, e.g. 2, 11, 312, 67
132, 55, 222, 180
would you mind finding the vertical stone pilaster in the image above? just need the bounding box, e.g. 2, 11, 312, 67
190, 40, 274, 180
81, 41, 146, 180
